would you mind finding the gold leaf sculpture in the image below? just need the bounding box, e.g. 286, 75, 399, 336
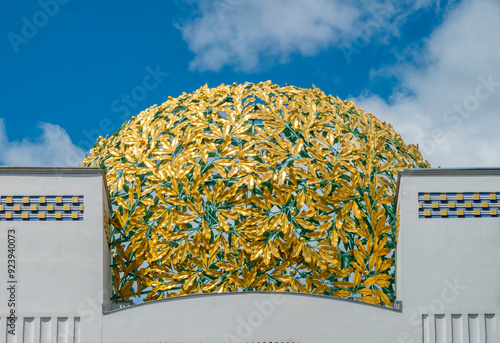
82, 81, 429, 306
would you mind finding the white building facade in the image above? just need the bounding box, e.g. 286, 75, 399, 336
0, 167, 499, 342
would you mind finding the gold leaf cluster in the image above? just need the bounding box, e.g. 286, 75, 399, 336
82, 81, 429, 306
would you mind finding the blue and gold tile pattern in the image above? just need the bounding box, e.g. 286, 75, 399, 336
0, 195, 84, 221
419, 192, 499, 218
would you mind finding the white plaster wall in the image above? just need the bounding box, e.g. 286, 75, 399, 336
103, 292, 406, 343
2, 168, 500, 343
101, 169, 500, 343
396, 170, 500, 343
0, 169, 109, 343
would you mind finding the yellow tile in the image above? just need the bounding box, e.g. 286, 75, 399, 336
432, 202, 439, 209
457, 209, 464, 216
440, 209, 448, 217
80, 204, 84, 212
39, 196, 46, 204
63, 204, 70, 211
419, 202, 423, 209
6, 197, 13, 204
5, 212, 12, 219
474, 209, 481, 216
72, 196, 79, 204
440, 194, 447, 201
56, 196, 62, 204
456, 194, 463, 201
30, 204, 37, 211
465, 202, 472, 209
72, 212, 79, 219
473, 194, 480, 201
490, 194, 497, 201
47, 204, 54, 212
13, 204, 21, 211
22, 196, 29, 204
0, 205, 3, 212
491, 209, 498, 216
38, 212, 46, 220
482, 201, 489, 209
423, 194, 431, 201
449, 202, 456, 209
424, 210, 431, 217
22, 212, 29, 219
55, 212, 62, 219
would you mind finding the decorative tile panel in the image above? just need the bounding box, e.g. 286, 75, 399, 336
419, 192, 499, 218
0, 196, 84, 221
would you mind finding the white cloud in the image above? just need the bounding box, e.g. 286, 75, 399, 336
178, 0, 433, 71
178, 0, 499, 167
0, 119, 85, 167
356, 0, 500, 167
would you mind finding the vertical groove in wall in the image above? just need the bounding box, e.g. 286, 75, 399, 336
0, 318, 3, 343
469, 314, 479, 343
435, 314, 446, 343
1, 318, 7, 343
461, 314, 469, 343
40, 317, 52, 343
66, 317, 75, 343
23, 317, 35, 343
485, 314, 496, 342
422, 314, 430, 343
74, 317, 81, 343
5, 333, 15, 343
0, 317, 82, 343
451, 314, 463, 343
57, 317, 68, 343
5, 318, 15, 343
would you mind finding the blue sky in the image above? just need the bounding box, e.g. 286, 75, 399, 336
1, 0, 499, 167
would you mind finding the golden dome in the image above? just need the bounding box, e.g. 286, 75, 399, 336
83, 81, 429, 306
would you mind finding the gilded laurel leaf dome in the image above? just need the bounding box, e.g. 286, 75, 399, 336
82, 81, 429, 306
